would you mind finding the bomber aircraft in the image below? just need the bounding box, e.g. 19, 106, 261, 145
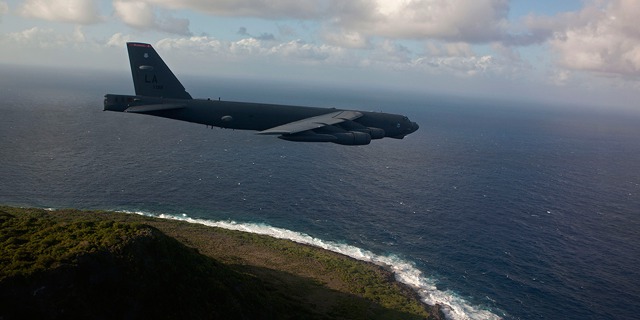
104, 42, 419, 145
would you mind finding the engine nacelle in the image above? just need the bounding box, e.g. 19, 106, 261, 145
339, 121, 385, 139
278, 131, 371, 145
359, 127, 385, 139
333, 131, 372, 145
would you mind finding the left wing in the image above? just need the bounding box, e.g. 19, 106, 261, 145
258, 110, 362, 135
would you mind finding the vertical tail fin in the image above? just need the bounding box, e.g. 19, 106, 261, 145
127, 42, 192, 99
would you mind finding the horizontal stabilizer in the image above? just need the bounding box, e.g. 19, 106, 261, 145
258, 110, 363, 135
125, 104, 185, 113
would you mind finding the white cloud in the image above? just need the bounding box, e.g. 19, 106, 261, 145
0, 1, 8, 21
125, 0, 510, 44
19, 0, 102, 24
0, 26, 102, 52
271, 40, 343, 63
162, 0, 510, 42
334, 0, 510, 42
551, 69, 571, 86
355, 40, 415, 70
152, 33, 519, 81
106, 32, 133, 47
405, 41, 530, 78
156, 36, 225, 54
443, 42, 475, 58
529, 0, 640, 78
143, 0, 329, 19
2, 27, 69, 48
113, 0, 191, 35
156, 36, 344, 65
412, 53, 495, 77
73, 25, 85, 42
321, 30, 370, 49
5, 27, 53, 45
109, 0, 524, 78
113, 1, 155, 29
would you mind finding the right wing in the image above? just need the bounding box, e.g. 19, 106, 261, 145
257, 110, 362, 135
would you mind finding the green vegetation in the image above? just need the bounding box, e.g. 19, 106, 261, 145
0, 206, 442, 319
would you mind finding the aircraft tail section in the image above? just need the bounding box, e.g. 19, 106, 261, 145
127, 42, 192, 99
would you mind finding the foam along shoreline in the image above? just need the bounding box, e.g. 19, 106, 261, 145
128, 211, 502, 320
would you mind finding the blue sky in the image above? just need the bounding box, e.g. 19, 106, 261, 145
1, 0, 639, 110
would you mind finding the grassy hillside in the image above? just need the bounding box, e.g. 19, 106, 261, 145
0, 206, 443, 319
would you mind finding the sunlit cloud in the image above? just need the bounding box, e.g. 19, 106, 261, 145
113, 0, 191, 35
527, 0, 640, 78
0, 0, 639, 108
0, 1, 9, 22
3, 27, 65, 47
332, 0, 510, 42
106, 32, 134, 47
156, 36, 346, 64
19, 0, 103, 24
141, 0, 330, 19
140, 0, 512, 43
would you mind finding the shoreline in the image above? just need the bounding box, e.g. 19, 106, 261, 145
1, 206, 445, 319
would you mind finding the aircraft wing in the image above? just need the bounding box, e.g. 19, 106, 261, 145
125, 104, 186, 113
258, 110, 363, 135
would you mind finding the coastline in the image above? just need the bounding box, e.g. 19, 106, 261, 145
0, 206, 444, 319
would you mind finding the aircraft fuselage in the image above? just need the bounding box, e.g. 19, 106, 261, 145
104, 94, 418, 140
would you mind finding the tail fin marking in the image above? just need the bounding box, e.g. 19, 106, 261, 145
127, 42, 192, 100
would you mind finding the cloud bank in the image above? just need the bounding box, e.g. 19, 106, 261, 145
541, 0, 640, 77
4, 0, 640, 87
19, 0, 102, 24
0, 1, 8, 21
113, 0, 191, 35
140, 0, 512, 43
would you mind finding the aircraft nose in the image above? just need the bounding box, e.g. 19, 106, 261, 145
409, 122, 419, 133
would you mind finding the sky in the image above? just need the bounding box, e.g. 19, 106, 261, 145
1, 0, 639, 110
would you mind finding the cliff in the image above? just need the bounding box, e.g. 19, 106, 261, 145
0, 206, 443, 319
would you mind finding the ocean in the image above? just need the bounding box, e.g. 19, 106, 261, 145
1, 65, 639, 319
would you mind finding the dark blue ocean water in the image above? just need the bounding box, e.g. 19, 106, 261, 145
1, 66, 639, 319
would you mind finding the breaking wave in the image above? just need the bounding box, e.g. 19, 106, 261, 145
125, 210, 501, 320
